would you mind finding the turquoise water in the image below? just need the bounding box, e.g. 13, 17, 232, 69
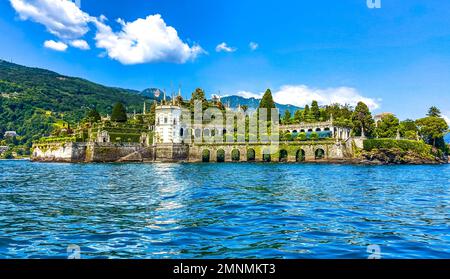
0, 160, 449, 259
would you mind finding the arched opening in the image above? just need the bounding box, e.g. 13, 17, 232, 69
232, 149, 240, 161
292, 130, 298, 133
247, 148, 256, 161
308, 128, 313, 132
195, 129, 201, 138
296, 149, 305, 162
300, 129, 305, 133
217, 149, 225, 162
324, 127, 330, 131
263, 149, 271, 162
204, 129, 210, 137
223, 129, 227, 135
279, 149, 288, 162
180, 128, 184, 137
315, 148, 325, 160
316, 128, 322, 132
202, 149, 210, 162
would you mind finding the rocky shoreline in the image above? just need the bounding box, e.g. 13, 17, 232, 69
359, 148, 447, 165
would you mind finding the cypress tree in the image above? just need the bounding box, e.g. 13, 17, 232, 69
351, 102, 375, 137
303, 105, 311, 122
311, 100, 321, 121
86, 108, 101, 123
283, 110, 291, 124
111, 102, 127, 123
294, 109, 303, 123
258, 89, 276, 120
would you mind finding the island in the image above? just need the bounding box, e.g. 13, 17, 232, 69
30, 89, 449, 165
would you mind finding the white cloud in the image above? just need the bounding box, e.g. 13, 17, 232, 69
443, 114, 450, 126
249, 42, 258, 51
93, 14, 205, 64
43, 40, 68, 51
234, 91, 264, 99
215, 42, 236, 53
233, 85, 380, 110
10, 1, 203, 64
10, 0, 92, 39
70, 39, 89, 50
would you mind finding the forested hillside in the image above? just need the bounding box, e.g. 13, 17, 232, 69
0, 60, 148, 147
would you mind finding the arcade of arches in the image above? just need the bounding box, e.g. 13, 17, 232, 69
190, 143, 340, 163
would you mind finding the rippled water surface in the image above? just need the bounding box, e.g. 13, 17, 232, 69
0, 160, 449, 259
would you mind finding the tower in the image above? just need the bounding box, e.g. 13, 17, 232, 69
154, 103, 183, 144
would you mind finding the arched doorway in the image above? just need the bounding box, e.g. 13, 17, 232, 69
202, 149, 210, 162
279, 149, 288, 162
315, 148, 325, 160
263, 149, 271, 162
217, 149, 225, 162
247, 148, 256, 161
204, 129, 210, 137
195, 129, 202, 138
232, 149, 240, 161
296, 149, 305, 162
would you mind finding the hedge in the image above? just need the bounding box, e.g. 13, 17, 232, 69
363, 139, 432, 155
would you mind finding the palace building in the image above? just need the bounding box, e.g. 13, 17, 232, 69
31, 99, 360, 163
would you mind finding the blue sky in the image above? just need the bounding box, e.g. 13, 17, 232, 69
1, 0, 450, 122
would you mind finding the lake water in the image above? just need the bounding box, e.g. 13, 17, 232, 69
0, 160, 449, 259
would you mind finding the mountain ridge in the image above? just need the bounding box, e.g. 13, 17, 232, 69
214, 95, 302, 115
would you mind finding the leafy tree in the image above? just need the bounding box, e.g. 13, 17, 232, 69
416, 116, 448, 148
191, 88, 205, 100
175, 95, 184, 105
404, 130, 418, 140
111, 102, 127, 122
189, 88, 209, 110
282, 110, 291, 124
258, 89, 276, 120
376, 114, 400, 138
399, 119, 418, 133
427, 106, 442, 117
324, 103, 353, 124
190, 88, 206, 104
399, 119, 418, 139
311, 100, 321, 121
303, 105, 312, 122
351, 102, 375, 137
293, 109, 303, 123
85, 108, 101, 123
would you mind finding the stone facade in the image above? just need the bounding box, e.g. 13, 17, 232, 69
32, 142, 153, 163
154, 105, 183, 144
32, 103, 361, 163
32, 142, 87, 163
187, 141, 347, 163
